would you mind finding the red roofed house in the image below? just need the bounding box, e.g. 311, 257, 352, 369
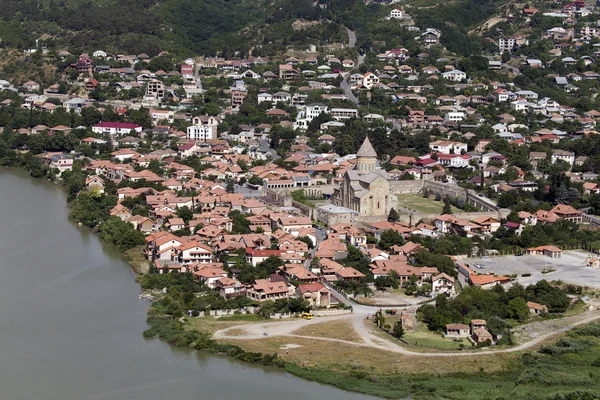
175, 241, 213, 264
215, 277, 246, 298
469, 274, 511, 289
297, 282, 331, 307
247, 279, 290, 301
527, 301, 548, 315
550, 204, 582, 223
277, 216, 313, 237
246, 248, 284, 266
526, 245, 562, 258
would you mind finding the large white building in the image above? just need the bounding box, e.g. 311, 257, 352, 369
498, 37, 528, 52
429, 140, 468, 154
187, 116, 219, 141
92, 122, 143, 137
441, 69, 467, 82
294, 104, 330, 130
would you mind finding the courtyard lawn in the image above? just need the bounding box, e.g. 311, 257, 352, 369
397, 194, 453, 215
403, 330, 467, 350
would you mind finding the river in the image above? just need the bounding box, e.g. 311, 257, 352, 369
0, 169, 377, 400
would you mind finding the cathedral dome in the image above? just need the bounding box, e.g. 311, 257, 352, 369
356, 136, 377, 158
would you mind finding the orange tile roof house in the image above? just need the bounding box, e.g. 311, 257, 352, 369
469, 274, 511, 289
550, 204, 582, 223
247, 279, 290, 302
526, 245, 562, 258
277, 216, 313, 236
472, 327, 493, 344
297, 282, 331, 307
279, 264, 319, 283
334, 266, 366, 282
527, 301, 548, 315
215, 277, 246, 298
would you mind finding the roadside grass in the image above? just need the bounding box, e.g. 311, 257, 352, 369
291, 320, 364, 343
219, 335, 512, 376
396, 193, 453, 214
352, 297, 378, 306
186, 317, 256, 335
216, 313, 265, 322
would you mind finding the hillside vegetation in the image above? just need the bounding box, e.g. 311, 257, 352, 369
0, 0, 505, 57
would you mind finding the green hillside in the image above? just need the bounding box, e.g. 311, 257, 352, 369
0, 0, 504, 56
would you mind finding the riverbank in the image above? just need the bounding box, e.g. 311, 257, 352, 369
4, 158, 600, 399
166, 311, 600, 399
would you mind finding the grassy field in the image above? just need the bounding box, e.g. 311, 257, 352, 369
220, 335, 511, 375
254, 325, 600, 400
183, 313, 600, 399
397, 194, 453, 214
291, 320, 364, 343
403, 330, 466, 350
186, 315, 265, 335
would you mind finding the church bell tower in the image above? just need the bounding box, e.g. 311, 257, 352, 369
355, 136, 377, 172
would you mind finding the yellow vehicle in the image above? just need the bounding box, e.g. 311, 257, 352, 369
301, 312, 313, 320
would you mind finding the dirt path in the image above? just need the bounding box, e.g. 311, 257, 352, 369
213, 310, 600, 357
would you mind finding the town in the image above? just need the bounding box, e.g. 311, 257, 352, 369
3, 0, 600, 397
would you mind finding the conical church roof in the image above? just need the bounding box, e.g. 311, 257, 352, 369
357, 136, 377, 158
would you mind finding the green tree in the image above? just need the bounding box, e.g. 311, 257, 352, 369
442, 197, 452, 214
387, 207, 400, 222
507, 297, 530, 322
393, 321, 406, 338
176, 206, 194, 223
378, 229, 404, 251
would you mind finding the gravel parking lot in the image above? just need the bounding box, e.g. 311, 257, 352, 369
463, 250, 600, 288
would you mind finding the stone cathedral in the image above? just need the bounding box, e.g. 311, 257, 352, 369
332, 136, 398, 218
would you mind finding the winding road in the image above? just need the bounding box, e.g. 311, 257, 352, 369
340, 28, 364, 106
214, 308, 600, 357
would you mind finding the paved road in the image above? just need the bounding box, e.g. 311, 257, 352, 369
346, 28, 356, 48
502, 63, 520, 76
194, 64, 203, 91
340, 28, 363, 106
304, 226, 327, 269
340, 78, 360, 105
583, 212, 600, 227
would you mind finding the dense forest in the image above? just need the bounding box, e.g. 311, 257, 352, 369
0, 0, 506, 57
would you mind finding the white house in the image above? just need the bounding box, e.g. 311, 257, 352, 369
389, 8, 404, 18
362, 72, 380, 89
93, 50, 108, 58
510, 100, 529, 112
429, 140, 467, 154
441, 70, 467, 82
551, 149, 575, 165
149, 109, 174, 125
187, 116, 219, 141
257, 93, 273, 104
176, 242, 213, 264
432, 273, 455, 296
92, 122, 143, 137
444, 112, 466, 122
294, 104, 330, 130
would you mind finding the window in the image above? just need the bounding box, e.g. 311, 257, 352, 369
377, 201, 380, 209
